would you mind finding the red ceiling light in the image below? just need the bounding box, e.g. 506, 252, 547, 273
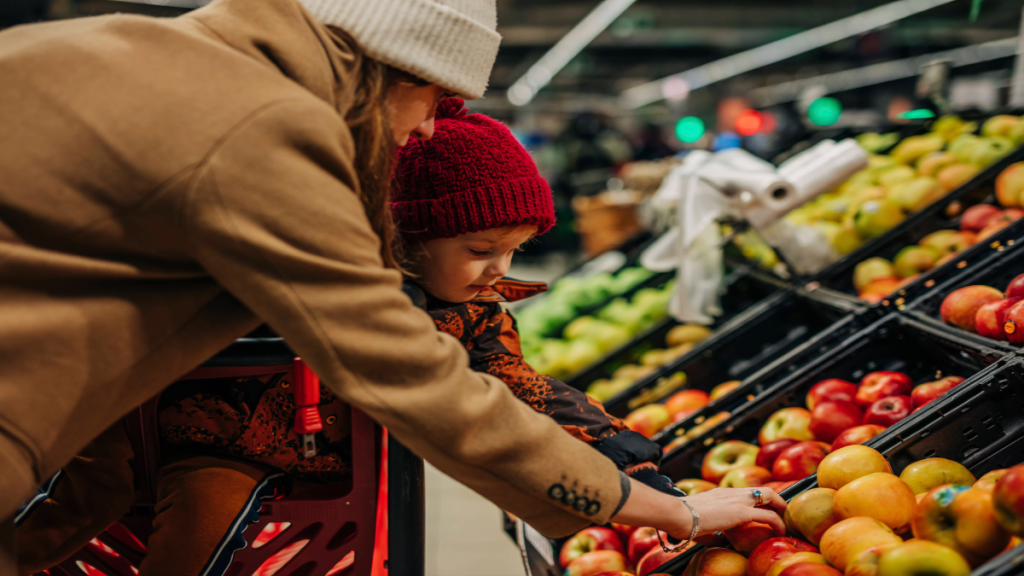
735, 109, 763, 136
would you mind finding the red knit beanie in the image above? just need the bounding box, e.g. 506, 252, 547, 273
391, 99, 555, 242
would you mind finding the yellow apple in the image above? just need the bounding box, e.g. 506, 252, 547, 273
820, 517, 903, 572
817, 445, 892, 490
834, 473, 917, 531
898, 457, 976, 495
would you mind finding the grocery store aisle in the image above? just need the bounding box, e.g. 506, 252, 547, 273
425, 463, 524, 576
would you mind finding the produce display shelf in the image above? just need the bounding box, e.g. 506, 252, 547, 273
803, 144, 1024, 310
600, 283, 864, 422
564, 266, 784, 394
903, 221, 1024, 355
542, 269, 677, 340
658, 354, 1024, 575
657, 313, 1007, 481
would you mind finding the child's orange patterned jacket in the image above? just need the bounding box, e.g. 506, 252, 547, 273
158, 279, 660, 483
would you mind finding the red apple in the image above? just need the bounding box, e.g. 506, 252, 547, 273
809, 401, 864, 443
560, 527, 626, 567
723, 521, 776, 555
627, 527, 662, 565
987, 208, 1024, 227
747, 537, 819, 576
756, 438, 801, 470
978, 219, 1010, 241
701, 441, 760, 484
941, 285, 1004, 332
720, 465, 774, 488
1004, 299, 1024, 344
592, 572, 633, 576
772, 441, 831, 482
1006, 274, 1024, 299
610, 523, 638, 545
910, 376, 965, 410
563, 550, 631, 576
777, 564, 842, 576
758, 407, 814, 445
637, 544, 694, 576
960, 204, 1001, 231
976, 298, 1022, 340
862, 396, 913, 428
765, 480, 797, 493
831, 424, 886, 450
665, 390, 711, 421
681, 547, 747, 576
913, 484, 1010, 567
805, 379, 858, 411
993, 463, 1024, 536
855, 371, 913, 408
625, 404, 673, 438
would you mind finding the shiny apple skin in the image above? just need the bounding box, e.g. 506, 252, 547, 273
912, 484, 1010, 567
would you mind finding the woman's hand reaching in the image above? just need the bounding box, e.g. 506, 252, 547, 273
674, 487, 787, 538
611, 478, 787, 540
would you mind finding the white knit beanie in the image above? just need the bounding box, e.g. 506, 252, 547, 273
297, 0, 501, 99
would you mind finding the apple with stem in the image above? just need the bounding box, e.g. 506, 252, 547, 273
912, 484, 1010, 567
701, 441, 759, 484
758, 407, 814, 445
560, 527, 626, 568
863, 396, 912, 428
855, 372, 912, 408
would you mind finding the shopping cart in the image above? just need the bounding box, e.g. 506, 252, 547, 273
39, 285, 430, 576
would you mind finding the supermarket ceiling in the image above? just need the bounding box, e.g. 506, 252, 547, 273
19, 0, 1024, 106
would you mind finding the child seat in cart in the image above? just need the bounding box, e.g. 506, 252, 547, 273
38, 284, 431, 576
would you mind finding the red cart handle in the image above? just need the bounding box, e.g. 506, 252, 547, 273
293, 358, 323, 456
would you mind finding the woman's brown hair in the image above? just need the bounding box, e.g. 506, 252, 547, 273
327, 27, 430, 271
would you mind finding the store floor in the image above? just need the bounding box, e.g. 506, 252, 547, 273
425, 463, 523, 576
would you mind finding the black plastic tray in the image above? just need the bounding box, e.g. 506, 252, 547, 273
599, 285, 864, 421
659, 354, 1024, 575
903, 223, 1024, 355
657, 313, 1007, 480
804, 145, 1024, 311
564, 267, 785, 394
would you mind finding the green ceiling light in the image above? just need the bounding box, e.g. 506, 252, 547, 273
897, 109, 937, 120
675, 116, 705, 143
808, 97, 843, 126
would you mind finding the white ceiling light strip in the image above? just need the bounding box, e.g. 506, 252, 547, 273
620, 0, 957, 110
749, 36, 1018, 106
507, 0, 637, 106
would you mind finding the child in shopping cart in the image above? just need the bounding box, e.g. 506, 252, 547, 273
15, 100, 674, 576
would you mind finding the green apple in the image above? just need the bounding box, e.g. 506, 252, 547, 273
888, 177, 944, 212
877, 540, 971, 576
833, 224, 865, 255
854, 257, 896, 291
968, 137, 1015, 168
949, 134, 982, 163
893, 245, 939, 279
878, 165, 917, 191
855, 200, 905, 239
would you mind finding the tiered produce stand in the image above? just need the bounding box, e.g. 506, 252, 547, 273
510, 112, 1024, 576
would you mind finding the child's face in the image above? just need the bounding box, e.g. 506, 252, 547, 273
414, 225, 537, 302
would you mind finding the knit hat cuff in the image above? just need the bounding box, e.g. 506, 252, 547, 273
297, 0, 500, 99
393, 177, 555, 241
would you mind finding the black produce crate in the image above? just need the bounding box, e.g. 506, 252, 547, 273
598, 284, 864, 421
903, 223, 1024, 354
658, 355, 1024, 576
565, 267, 786, 394
804, 145, 1024, 309
656, 313, 1007, 481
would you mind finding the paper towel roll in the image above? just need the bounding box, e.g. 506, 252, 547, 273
784, 138, 868, 199
776, 139, 836, 178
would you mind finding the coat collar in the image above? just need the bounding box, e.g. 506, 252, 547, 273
187, 0, 357, 114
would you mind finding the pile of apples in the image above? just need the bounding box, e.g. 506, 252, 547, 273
586, 324, 714, 403
940, 273, 1024, 344
523, 280, 677, 380
621, 380, 742, 439
557, 450, 1024, 576
850, 160, 1024, 303
785, 115, 1022, 260
667, 370, 965, 494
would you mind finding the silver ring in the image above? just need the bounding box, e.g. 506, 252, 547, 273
752, 489, 764, 506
